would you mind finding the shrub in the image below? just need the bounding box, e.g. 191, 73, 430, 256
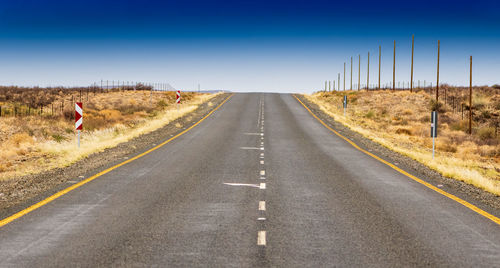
395, 128, 412, 135
478, 127, 496, 140
437, 138, 457, 153
450, 120, 468, 132
157, 100, 168, 109
99, 109, 122, 123
10, 133, 33, 147
364, 110, 375, 119
429, 99, 445, 112
51, 134, 66, 143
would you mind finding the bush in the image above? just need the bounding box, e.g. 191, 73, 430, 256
429, 99, 445, 112
365, 110, 375, 119
395, 128, 412, 135
478, 127, 496, 140
51, 134, 66, 143
157, 100, 168, 109
450, 120, 468, 131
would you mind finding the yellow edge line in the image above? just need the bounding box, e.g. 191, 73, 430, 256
293, 94, 500, 226
0, 94, 234, 228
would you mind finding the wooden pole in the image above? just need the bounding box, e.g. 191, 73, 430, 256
469, 56, 472, 135
343, 63, 346, 91
367, 52, 370, 90
378, 45, 381, 90
358, 54, 361, 91
410, 34, 414, 93
393, 40, 396, 91
338, 73, 340, 92
436, 40, 440, 103
350, 57, 353, 90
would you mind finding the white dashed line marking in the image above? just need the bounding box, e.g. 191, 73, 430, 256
258, 231, 266, 246
260, 160, 264, 164
260, 147, 264, 150
260, 177, 265, 180
259, 201, 266, 211
240, 147, 261, 150
257, 217, 266, 221
260, 170, 265, 176
259, 183, 266, 189
223, 183, 260, 188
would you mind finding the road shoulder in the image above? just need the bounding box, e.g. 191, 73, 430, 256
0, 93, 230, 218
296, 94, 500, 215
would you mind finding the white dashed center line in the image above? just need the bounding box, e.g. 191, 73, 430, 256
259, 201, 266, 211
258, 231, 266, 246
260, 170, 265, 176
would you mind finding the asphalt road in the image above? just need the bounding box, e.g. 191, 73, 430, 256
0, 93, 499, 267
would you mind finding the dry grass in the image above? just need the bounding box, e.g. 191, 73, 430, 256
0, 90, 217, 180
305, 88, 500, 195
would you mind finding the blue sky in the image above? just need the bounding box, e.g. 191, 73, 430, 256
0, 0, 499, 92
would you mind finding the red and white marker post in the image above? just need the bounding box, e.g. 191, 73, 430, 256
75, 102, 83, 148
176, 90, 181, 110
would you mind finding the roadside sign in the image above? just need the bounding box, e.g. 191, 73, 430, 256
176, 90, 181, 104
431, 111, 438, 137
431, 111, 438, 159
75, 102, 83, 130
343, 95, 347, 116
75, 102, 83, 148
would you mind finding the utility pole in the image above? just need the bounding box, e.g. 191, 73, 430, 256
469, 56, 472, 134
367, 52, 370, 90
358, 54, 361, 91
378, 45, 381, 90
343, 63, 346, 91
350, 57, 353, 90
338, 73, 341, 92
436, 40, 440, 102
411, 34, 415, 92
393, 40, 396, 91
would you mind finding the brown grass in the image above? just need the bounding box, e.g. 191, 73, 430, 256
305, 87, 500, 195
0, 89, 216, 180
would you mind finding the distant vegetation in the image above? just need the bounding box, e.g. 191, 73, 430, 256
306, 85, 500, 195
0, 86, 214, 180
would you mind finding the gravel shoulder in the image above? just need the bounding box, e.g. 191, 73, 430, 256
0, 93, 230, 219
296, 94, 500, 214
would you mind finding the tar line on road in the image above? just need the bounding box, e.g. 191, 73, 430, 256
0, 94, 234, 228
293, 94, 500, 226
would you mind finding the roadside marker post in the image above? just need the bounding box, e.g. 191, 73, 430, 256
176, 90, 181, 110
75, 102, 83, 148
343, 96, 347, 116
431, 111, 438, 159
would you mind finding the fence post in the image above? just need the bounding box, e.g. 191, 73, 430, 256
393, 40, 396, 91
469, 56, 472, 135
410, 34, 414, 92
378, 45, 381, 90
367, 51, 370, 90
436, 40, 440, 103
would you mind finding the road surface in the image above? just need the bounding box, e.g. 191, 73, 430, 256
0, 93, 499, 267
